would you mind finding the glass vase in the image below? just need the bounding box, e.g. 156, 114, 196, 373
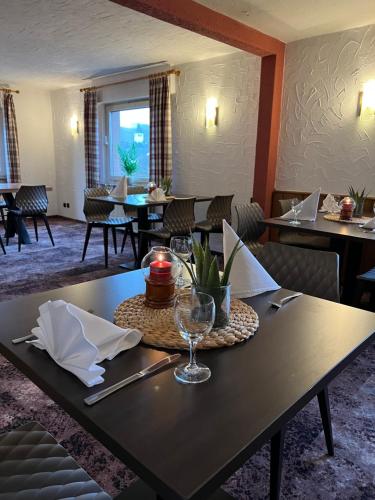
194, 284, 231, 328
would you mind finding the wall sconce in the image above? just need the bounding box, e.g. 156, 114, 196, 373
205, 97, 218, 128
359, 80, 375, 117
70, 114, 79, 136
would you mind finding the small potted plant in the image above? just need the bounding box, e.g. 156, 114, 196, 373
118, 143, 138, 185
160, 176, 172, 196
348, 186, 368, 217
175, 236, 241, 328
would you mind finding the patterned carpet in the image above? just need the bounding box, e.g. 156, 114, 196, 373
0, 217, 374, 499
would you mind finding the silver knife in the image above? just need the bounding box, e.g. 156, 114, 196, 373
84, 353, 181, 406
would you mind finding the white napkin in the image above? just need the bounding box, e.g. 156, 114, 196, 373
29, 300, 142, 387
149, 187, 166, 202
223, 220, 280, 298
281, 188, 321, 221
362, 217, 375, 229
321, 193, 340, 213
111, 176, 127, 198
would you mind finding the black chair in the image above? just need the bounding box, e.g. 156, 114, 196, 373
355, 267, 375, 311
235, 202, 265, 255
257, 241, 340, 302
0, 196, 6, 226
195, 195, 234, 244
0, 421, 111, 499
82, 187, 137, 268
7, 185, 54, 251
139, 197, 196, 252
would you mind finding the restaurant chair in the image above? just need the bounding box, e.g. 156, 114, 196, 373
0, 196, 6, 226
138, 197, 196, 250
6, 185, 54, 251
82, 187, 137, 268
257, 242, 340, 302
235, 202, 265, 256
278, 198, 330, 249
355, 267, 375, 312
0, 421, 111, 499
195, 194, 234, 244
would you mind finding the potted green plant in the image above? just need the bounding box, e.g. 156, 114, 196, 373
348, 186, 368, 217
118, 143, 138, 184
175, 236, 242, 328
160, 177, 172, 196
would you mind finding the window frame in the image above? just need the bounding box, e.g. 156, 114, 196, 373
103, 99, 150, 185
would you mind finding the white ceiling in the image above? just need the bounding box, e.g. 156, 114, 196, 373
0, 0, 237, 89
197, 0, 375, 43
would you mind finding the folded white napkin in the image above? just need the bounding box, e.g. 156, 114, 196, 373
29, 301, 142, 387
281, 188, 321, 221
362, 216, 375, 229
149, 187, 166, 202
321, 193, 340, 213
111, 176, 127, 198
223, 220, 280, 298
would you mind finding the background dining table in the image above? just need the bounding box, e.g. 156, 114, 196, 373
0, 183, 53, 244
262, 213, 375, 303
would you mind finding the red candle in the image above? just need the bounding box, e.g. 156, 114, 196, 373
150, 260, 172, 281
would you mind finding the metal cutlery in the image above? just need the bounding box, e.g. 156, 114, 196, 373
84, 353, 181, 406
11, 333, 36, 344
269, 292, 302, 309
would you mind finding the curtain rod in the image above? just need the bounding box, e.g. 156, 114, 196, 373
0, 87, 20, 94
80, 68, 180, 92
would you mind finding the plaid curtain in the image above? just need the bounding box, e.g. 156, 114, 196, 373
149, 75, 172, 186
84, 89, 99, 188
3, 91, 21, 183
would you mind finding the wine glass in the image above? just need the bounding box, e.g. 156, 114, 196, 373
170, 236, 192, 287
174, 291, 215, 384
289, 198, 301, 225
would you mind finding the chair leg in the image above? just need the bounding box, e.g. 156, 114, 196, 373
103, 226, 109, 268
317, 387, 334, 456
33, 217, 38, 241
41, 214, 55, 246
129, 225, 138, 262
0, 236, 5, 255
81, 224, 93, 262
0, 207, 5, 226
111, 227, 118, 254
270, 427, 286, 500
16, 216, 23, 252
121, 227, 129, 254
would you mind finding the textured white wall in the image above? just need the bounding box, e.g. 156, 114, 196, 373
277, 24, 375, 195
14, 87, 57, 214
172, 51, 261, 221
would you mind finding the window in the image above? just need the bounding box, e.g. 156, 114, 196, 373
104, 101, 150, 183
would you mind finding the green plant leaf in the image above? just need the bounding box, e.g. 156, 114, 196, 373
192, 237, 204, 284
201, 240, 213, 287
206, 256, 221, 289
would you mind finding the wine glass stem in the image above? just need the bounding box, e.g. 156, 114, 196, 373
188, 340, 198, 369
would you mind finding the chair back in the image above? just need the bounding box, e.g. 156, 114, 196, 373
257, 242, 340, 302
83, 187, 114, 219
163, 197, 196, 235
15, 185, 48, 215
206, 195, 234, 230
235, 202, 265, 243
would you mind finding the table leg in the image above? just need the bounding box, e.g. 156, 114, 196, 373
3, 193, 31, 244
317, 387, 334, 456
136, 206, 151, 268
270, 427, 285, 500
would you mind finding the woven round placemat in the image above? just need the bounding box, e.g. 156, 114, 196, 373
323, 213, 370, 224
114, 294, 259, 350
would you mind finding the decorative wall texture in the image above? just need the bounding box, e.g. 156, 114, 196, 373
172, 51, 261, 220
277, 24, 375, 195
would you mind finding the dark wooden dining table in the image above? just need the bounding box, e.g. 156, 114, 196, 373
89, 193, 213, 266
0, 270, 373, 499
0, 183, 53, 244
262, 213, 375, 303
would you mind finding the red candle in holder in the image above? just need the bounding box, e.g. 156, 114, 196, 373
150, 260, 172, 282
340, 196, 354, 221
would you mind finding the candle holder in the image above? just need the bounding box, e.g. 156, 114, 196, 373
141, 246, 179, 309
339, 196, 356, 221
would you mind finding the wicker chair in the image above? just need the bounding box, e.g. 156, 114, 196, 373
195, 195, 234, 244
278, 198, 330, 249
257, 242, 340, 302
82, 187, 137, 268
235, 202, 265, 255
7, 185, 54, 251
138, 197, 196, 254
355, 267, 375, 311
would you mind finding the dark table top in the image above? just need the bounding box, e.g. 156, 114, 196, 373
0, 272, 374, 500
89, 193, 213, 209
263, 213, 375, 242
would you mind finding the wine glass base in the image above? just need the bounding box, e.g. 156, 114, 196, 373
174, 363, 211, 384
289, 220, 301, 225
